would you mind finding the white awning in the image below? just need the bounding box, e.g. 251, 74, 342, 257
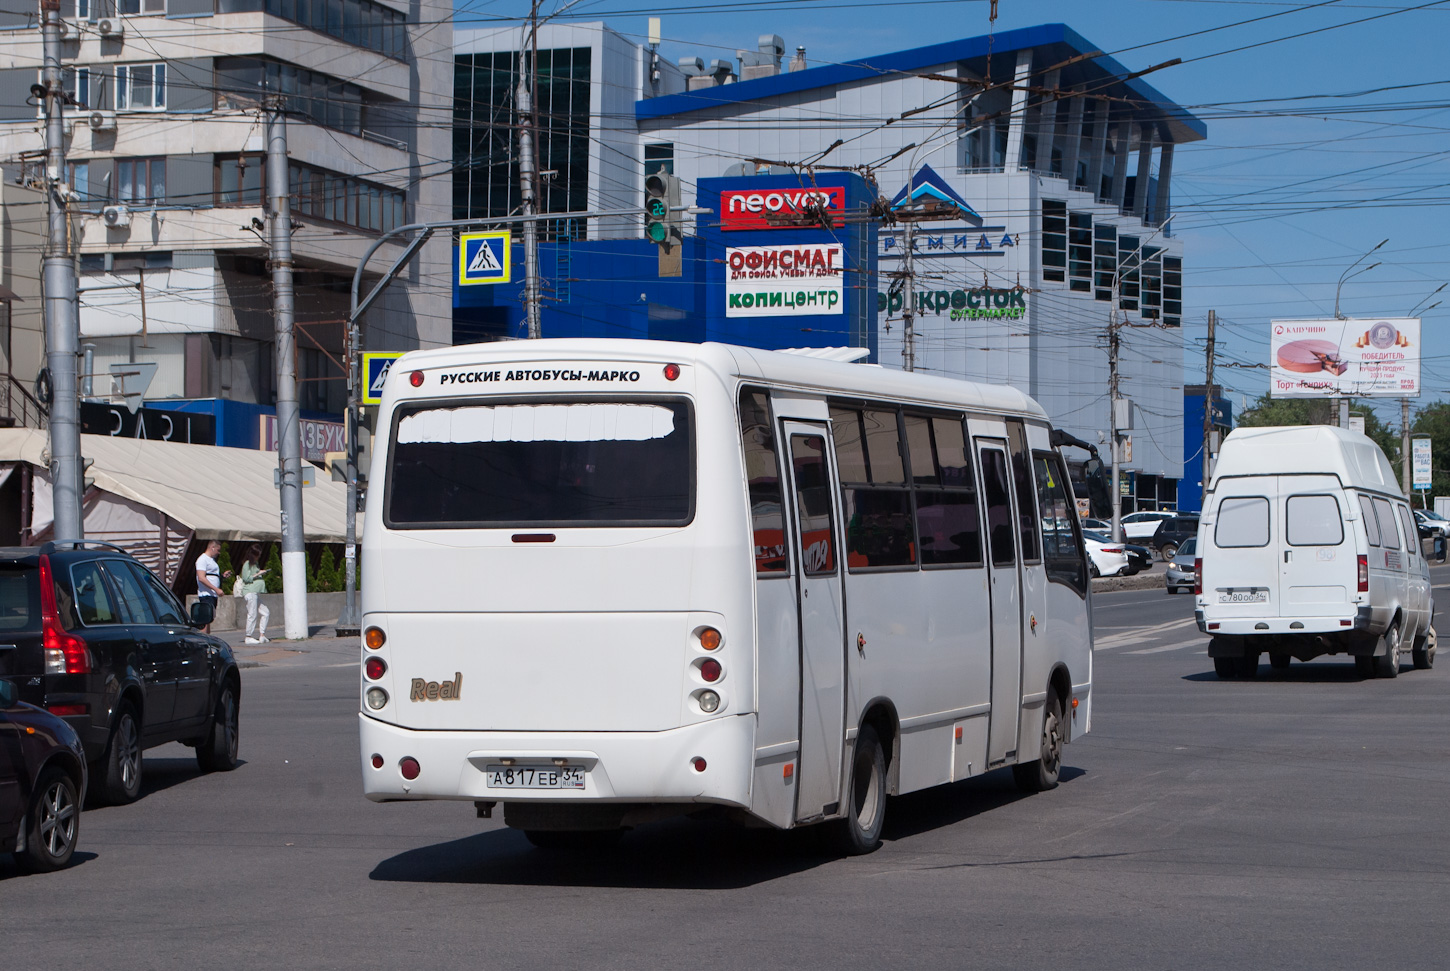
0, 428, 354, 544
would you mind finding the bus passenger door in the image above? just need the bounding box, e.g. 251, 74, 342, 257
976, 440, 1022, 765
783, 424, 847, 821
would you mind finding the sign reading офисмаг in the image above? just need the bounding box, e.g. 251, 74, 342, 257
1270, 317, 1420, 398
725, 243, 843, 317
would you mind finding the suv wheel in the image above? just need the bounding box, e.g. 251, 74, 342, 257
197, 683, 240, 773
98, 701, 143, 804
1159, 542, 1178, 562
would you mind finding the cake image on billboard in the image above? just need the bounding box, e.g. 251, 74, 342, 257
1277, 339, 1349, 376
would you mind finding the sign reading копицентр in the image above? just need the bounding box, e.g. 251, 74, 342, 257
1270, 317, 1420, 398
724, 244, 844, 318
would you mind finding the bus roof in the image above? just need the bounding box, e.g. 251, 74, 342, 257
393, 339, 1048, 420
1211, 424, 1402, 496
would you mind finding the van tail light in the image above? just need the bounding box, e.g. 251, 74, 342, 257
38, 555, 91, 675
1193, 558, 1202, 596
1357, 554, 1369, 593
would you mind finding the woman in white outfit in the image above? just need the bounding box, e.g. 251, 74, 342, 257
240, 544, 271, 644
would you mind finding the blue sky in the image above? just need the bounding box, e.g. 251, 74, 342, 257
457, 0, 1450, 422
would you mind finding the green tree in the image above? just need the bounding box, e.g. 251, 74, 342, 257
315, 546, 339, 593
214, 542, 235, 591
263, 544, 284, 593
1411, 402, 1450, 502
1236, 394, 1401, 468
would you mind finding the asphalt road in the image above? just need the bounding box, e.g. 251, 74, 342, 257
4, 571, 1450, 970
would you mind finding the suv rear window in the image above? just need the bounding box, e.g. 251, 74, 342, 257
386, 400, 694, 528
0, 565, 38, 632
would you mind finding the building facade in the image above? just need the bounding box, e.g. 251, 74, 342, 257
0, 0, 452, 432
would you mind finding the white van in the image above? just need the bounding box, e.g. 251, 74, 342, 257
1196, 425, 1433, 679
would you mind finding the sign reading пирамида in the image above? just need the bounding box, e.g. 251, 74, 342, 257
724, 244, 843, 318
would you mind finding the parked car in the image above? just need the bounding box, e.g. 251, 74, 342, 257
1082, 517, 1111, 533
0, 541, 242, 804
0, 677, 86, 872
1123, 542, 1153, 576
1082, 530, 1130, 578
1121, 510, 1175, 542
1150, 515, 1200, 560
1198, 425, 1433, 679
1413, 508, 1449, 538
1165, 537, 1197, 594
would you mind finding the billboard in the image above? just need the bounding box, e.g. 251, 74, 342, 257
1413, 437, 1432, 489
1270, 317, 1420, 398
724, 243, 844, 318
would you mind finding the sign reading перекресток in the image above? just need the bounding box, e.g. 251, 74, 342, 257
724, 243, 844, 318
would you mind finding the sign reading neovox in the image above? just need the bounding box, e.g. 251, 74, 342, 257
725, 244, 843, 317
878, 287, 1027, 319
458, 231, 511, 286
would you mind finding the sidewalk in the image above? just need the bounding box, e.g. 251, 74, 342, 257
213, 624, 358, 667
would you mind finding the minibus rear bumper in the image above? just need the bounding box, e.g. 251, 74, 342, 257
1197, 606, 1377, 640
359, 712, 754, 808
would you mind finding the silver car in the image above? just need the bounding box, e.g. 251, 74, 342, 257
1164, 537, 1196, 594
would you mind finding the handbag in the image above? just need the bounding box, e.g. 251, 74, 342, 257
233, 576, 244, 597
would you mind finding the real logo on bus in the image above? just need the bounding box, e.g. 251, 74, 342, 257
410, 673, 463, 701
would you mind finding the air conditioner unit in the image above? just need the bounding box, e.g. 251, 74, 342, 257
57, 19, 80, 39
102, 205, 131, 228
88, 110, 117, 132
96, 17, 123, 38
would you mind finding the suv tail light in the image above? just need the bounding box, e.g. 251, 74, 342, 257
38, 554, 92, 675
1357, 554, 1369, 593
1193, 558, 1202, 596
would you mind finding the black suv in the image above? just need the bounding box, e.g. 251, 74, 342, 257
0, 542, 240, 804
1150, 515, 1200, 561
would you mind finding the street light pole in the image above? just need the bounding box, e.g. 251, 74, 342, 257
1332, 237, 1388, 429
40, 3, 83, 542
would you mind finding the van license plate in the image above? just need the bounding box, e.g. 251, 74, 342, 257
485, 765, 586, 790
1219, 590, 1268, 603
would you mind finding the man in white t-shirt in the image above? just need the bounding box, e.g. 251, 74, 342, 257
195, 540, 230, 634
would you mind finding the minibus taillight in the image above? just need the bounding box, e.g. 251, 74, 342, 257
365, 657, 387, 680
409, 370, 424, 387
663, 363, 681, 381
1193, 558, 1202, 596
1357, 554, 1369, 592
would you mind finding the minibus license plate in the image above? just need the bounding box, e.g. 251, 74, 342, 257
485, 765, 586, 790
1219, 590, 1268, 603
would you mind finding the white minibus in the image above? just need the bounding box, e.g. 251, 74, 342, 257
1197, 425, 1434, 678
358, 339, 1093, 852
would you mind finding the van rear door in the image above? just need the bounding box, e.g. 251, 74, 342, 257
1204, 479, 1277, 617
1279, 477, 1353, 616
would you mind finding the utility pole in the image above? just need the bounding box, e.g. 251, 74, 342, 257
40, 0, 83, 542
901, 221, 916, 372
1202, 309, 1216, 502
1402, 397, 1411, 494
517, 2, 542, 338
1108, 312, 1122, 543
266, 99, 309, 640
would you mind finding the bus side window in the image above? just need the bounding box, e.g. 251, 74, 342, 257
979, 447, 1016, 567
1034, 451, 1085, 590
740, 389, 788, 574
1006, 421, 1042, 562
915, 415, 981, 566
830, 405, 915, 569
790, 434, 837, 575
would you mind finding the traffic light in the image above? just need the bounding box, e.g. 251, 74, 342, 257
644, 166, 682, 277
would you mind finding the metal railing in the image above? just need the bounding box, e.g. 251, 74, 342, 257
0, 374, 46, 429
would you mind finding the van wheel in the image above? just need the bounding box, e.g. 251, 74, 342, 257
1013, 696, 1064, 793
1412, 627, 1435, 669
1355, 655, 1376, 678
1213, 657, 1236, 679
1160, 543, 1178, 562
1269, 654, 1290, 670
831, 724, 887, 855
1375, 626, 1401, 678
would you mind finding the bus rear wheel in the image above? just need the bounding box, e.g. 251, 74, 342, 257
831, 724, 886, 855
1013, 695, 1063, 793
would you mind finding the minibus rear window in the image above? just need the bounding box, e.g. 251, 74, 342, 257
1215, 496, 1269, 548
1285, 495, 1343, 546
386, 400, 693, 527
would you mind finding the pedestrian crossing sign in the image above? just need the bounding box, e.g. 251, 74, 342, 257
459, 231, 512, 286
362, 351, 405, 406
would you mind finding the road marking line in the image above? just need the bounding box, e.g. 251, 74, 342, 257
1124, 640, 1206, 655
1093, 616, 1197, 649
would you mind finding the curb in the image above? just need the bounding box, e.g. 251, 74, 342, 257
1092, 571, 1170, 593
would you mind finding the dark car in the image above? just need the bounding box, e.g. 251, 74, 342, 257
1123, 542, 1153, 576
0, 541, 241, 805
1, 677, 86, 872
1150, 515, 1199, 561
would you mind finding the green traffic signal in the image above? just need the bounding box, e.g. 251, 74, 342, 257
647, 221, 668, 242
